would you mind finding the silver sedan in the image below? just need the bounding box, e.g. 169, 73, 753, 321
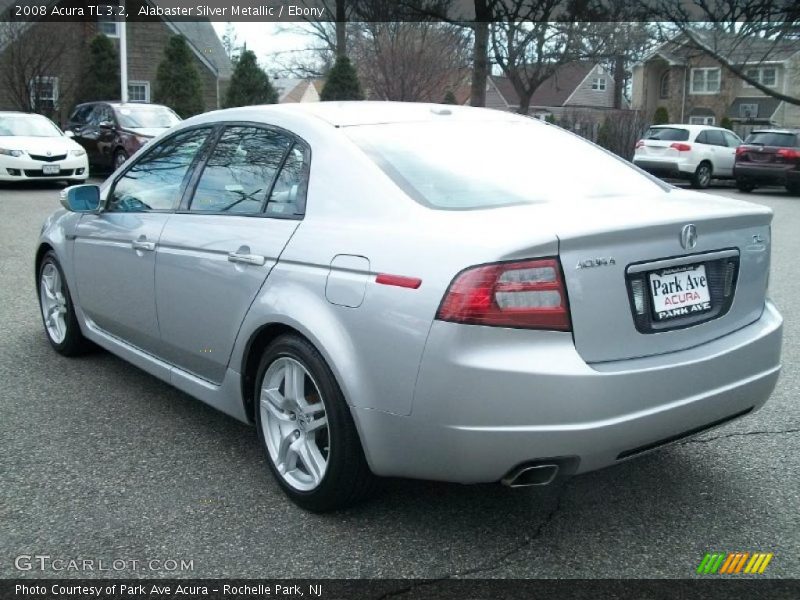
36, 102, 783, 511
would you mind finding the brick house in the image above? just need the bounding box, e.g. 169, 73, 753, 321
0, 0, 231, 125
631, 30, 800, 136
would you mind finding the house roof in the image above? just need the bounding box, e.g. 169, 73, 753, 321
727, 96, 782, 120
645, 28, 799, 66
272, 78, 322, 103
489, 61, 597, 109
170, 21, 232, 79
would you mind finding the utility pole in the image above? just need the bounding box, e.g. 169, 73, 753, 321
119, 0, 128, 102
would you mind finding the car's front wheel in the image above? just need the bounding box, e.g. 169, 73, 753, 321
691, 162, 712, 189
254, 334, 375, 511
37, 251, 92, 356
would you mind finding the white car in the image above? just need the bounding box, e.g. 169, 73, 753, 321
0, 111, 89, 184
633, 124, 742, 189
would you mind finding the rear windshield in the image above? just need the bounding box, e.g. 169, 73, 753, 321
643, 127, 690, 141
345, 120, 663, 210
744, 132, 797, 147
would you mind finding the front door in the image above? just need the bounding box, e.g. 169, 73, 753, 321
154, 125, 308, 383
73, 126, 214, 354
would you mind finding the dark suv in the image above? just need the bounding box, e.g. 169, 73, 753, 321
734, 129, 800, 195
64, 102, 181, 171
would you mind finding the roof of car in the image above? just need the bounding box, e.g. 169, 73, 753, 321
749, 129, 800, 134
650, 124, 730, 132
74, 101, 171, 109
198, 101, 526, 128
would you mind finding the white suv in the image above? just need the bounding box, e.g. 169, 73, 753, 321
633, 124, 742, 189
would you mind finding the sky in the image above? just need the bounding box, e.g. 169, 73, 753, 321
211, 22, 317, 74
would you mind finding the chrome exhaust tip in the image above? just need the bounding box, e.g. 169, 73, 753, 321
501, 463, 559, 488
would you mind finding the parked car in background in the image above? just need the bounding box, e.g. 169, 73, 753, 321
633, 124, 742, 189
65, 102, 181, 171
0, 111, 88, 185
37, 103, 782, 511
734, 129, 800, 195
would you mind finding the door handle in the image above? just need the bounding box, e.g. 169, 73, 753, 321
131, 240, 156, 251
228, 251, 266, 266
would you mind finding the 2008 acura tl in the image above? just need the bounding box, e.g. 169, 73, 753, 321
36, 103, 782, 511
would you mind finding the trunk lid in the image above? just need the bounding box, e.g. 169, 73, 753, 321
553, 190, 771, 363
635, 139, 683, 160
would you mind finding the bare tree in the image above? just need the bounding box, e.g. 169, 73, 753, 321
655, 1, 800, 106
352, 21, 471, 101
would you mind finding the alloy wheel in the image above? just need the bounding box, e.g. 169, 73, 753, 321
40, 262, 68, 344
698, 165, 711, 187
259, 357, 329, 491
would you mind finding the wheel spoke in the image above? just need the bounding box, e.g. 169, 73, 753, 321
283, 361, 305, 402
297, 439, 326, 484
276, 432, 296, 473
305, 414, 328, 433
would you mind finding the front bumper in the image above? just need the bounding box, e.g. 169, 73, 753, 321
353, 301, 782, 483
0, 156, 89, 181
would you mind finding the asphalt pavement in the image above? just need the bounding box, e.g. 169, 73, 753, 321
1, 180, 798, 580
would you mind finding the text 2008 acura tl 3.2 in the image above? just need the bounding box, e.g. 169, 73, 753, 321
36, 103, 782, 511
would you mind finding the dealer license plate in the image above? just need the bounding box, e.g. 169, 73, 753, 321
42, 164, 60, 175
649, 264, 711, 321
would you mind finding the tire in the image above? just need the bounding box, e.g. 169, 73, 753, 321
254, 334, 375, 512
113, 149, 128, 171
690, 162, 712, 189
736, 179, 755, 193
37, 251, 92, 356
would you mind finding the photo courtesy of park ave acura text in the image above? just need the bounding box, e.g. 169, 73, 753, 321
0, 0, 798, 596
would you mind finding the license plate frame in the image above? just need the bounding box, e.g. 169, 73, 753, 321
648, 263, 712, 322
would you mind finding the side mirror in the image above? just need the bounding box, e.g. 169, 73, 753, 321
99, 121, 114, 130
64, 130, 75, 138
60, 185, 101, 212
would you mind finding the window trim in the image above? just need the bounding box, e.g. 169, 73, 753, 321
690, 67, 721, 95
127, 80, 150, 103
743, 66, 777, 88
104, 124, 218, 214
591, 76, 607, 91
29, 75, 59, 110
659, 71, 669, 99
688, 116, 715, 125
97, 3, 120, 38
175, 121, 312, 220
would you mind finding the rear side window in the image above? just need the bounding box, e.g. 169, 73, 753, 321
723, 131, 742, 147
644, 127, 690, 141
744, 132, 798, 147
188, 126, 293, 214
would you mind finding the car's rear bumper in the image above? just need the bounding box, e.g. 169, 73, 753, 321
353, 301, 782, 483
634, 159, 695, 179
734, 164, 800, 186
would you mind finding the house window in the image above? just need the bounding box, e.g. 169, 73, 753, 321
689, 115, 715, 125
690, 68, 721, 94
128, 81, 150, 103
659, 71, 669, 98
97, 3, 120, 37
30, 76, 58, 112
591, 77, 607, 91
739, 103, 759, 119
744, 66, 777, 88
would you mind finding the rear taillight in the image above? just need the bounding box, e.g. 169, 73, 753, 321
735, 146, 748, 156
670, 142, 692, 152
436, 258, 571, 331
635, 140, 644, 149
777, 148, 800, 160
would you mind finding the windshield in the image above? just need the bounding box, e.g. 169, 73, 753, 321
346, 120, 664, 210
643, 127, 690, 141
745, 132, 797, 147
114, 105, 181, 129
0, 114, 62, 137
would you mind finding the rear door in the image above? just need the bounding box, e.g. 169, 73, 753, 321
705, 129, 735, 176
154, 124, 308, 383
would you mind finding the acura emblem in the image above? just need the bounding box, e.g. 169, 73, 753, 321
46, 150, 52, 156
680, 224, 698, 250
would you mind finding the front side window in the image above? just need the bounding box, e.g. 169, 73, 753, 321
705, 130, 726, 147
188, 126, 292, 214
347, 120, 663, 210
691, 68, 721, 94
108, 128, 210, 212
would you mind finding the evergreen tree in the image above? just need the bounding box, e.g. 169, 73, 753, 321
653, 106, 669, 125
720, 116, 733, 130
154, 35, 204, 118
82, 35, 120, 102
320, 56, 364, 101
442, 90, 457, 104
224, 49, 277, 108
545, 114, 556, 124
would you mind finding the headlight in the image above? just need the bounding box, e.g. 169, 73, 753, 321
71, 148, 86, 157
0, 148, 24, 157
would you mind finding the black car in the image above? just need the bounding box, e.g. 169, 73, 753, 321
734, 129, 800, 195
64, 102, 181, 171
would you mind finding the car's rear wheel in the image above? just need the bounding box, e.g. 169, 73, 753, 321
254, 334, 375, 511
691, 162, 712, 189
736, 179, 755, 193
113, 149, 128, 170
37, 251, 92, 356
